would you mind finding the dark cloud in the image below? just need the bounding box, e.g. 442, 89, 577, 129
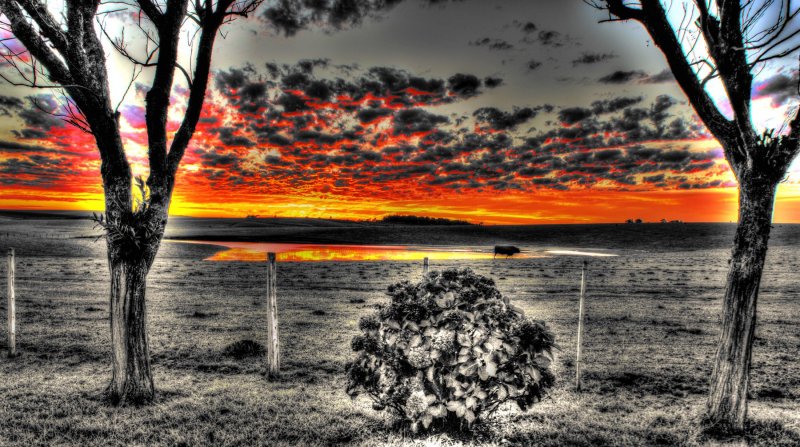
572, 52, 617, 66
215, 66, 269, 114
357, 107, 393, 123
650, 94, 677, 124
261, 0, 306, 36
641, 69, 674, 84
0, 95, 23, 116
261, 0, 455, 36
756, 72, 798, 107
536, 30, 563, 47
0, 154, 64, 187
484, 76, 504, 88
558, 107, 592, 125
473, 106, 537, 131
297, 58, 330, 73
205, 60, 716, 195
217, 62, 468, 120
303, 80, 332, 101
527, 60, 542, 71
447, 73, 481, 97
521, 22, 537, 33
393, 108, 449, 135
590, 96, 643, 115
9, 95, 64, 140
199, 148, 240, 167
212, 127, 257, 147
599, 69, 675, 85
276, 92, 309, 112
470, 37, 514, 50
267, 134, 292, 146
594, 148, 622, 162
0, 139, 82, 156
598, 70, 649, 84
12, 129, 48, 139
215, 66, 255, 91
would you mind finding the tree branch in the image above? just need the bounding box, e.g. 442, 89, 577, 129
15, 0, 70, 54
713, 0, 754, 138
143, 0, 190, 180
640, 1, 737, 142
166, 20, 216, 176
166, 0, 262, 176
0, 0, 72, 84
138, 0, 165, 26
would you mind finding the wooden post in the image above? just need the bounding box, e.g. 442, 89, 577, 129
7, 248, 16, 358
423, 257, 429, 275
575, 260, 587, 391
266, 252, 279, 378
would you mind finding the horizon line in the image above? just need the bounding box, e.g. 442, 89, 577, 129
0, 208, 789, 225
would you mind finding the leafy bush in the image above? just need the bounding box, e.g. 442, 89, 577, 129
346, 268, 556, 432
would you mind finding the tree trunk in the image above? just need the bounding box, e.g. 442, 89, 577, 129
704, 174, 777, 433
105, 211, 164, 405
107, 247, 157, 404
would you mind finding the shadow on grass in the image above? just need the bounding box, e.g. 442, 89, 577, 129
699, 418, 800, 447
151, 342, 346, 384
15, 340, 107, 364
497, 408, 695, 447
584, 370, 707, 397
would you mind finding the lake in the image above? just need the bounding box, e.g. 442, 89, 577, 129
176, 241, 618, 262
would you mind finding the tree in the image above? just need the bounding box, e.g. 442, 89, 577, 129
0, 0, 265, 404
0, 0, 452, 406
589, 0, 800, 434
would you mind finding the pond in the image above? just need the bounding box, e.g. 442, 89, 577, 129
176, 241, 618, 262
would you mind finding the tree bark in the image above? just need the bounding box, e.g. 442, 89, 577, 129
704, 173, 777, 433
105, 210, 164, 405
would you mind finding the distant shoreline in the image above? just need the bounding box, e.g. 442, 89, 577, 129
5, 208, 800, 227
4, 209, 800, 253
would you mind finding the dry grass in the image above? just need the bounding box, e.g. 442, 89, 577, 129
0, 219, 799, 446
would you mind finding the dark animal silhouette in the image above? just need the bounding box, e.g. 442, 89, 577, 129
494, 245, 521, 258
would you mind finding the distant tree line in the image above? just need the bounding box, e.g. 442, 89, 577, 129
625, 218, 684, 224
381, 215, 473, 226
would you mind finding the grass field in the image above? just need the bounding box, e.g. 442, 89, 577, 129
0, 216, 799, 446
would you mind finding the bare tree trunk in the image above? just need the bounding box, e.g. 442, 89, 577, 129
704, 174, 777, 433
107, 251, 154, 404
104, 207, 164, 405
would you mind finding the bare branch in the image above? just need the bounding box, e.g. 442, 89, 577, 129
115, 64, 143, 116
16, 0, 70, 54
167, 0, 264, 174
137, 0, 165, 25
0, 0, 72, 84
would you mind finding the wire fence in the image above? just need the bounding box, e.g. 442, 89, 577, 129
0, 244, 798, 394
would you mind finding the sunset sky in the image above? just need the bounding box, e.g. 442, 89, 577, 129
1, 0, 799, 224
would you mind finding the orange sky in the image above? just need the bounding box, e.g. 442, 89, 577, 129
1, 84, 798, 224
5, 171, 800, 224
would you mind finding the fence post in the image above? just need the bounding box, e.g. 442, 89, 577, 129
7, 248, 16, 358
423, 257, 429, 275
266, 252, 279, 378
575, 260, 587, 391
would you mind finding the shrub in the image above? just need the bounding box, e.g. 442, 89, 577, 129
345, 268, 556, 432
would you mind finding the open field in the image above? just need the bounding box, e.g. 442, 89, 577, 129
0, 216, 799, 445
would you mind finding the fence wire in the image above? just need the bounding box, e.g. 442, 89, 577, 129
0, 247, 797, 394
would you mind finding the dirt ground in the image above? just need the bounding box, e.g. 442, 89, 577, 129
0, 217, 798, 446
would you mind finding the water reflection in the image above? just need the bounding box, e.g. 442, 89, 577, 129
180, 241, 539, 262
545, 250, 617, 257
